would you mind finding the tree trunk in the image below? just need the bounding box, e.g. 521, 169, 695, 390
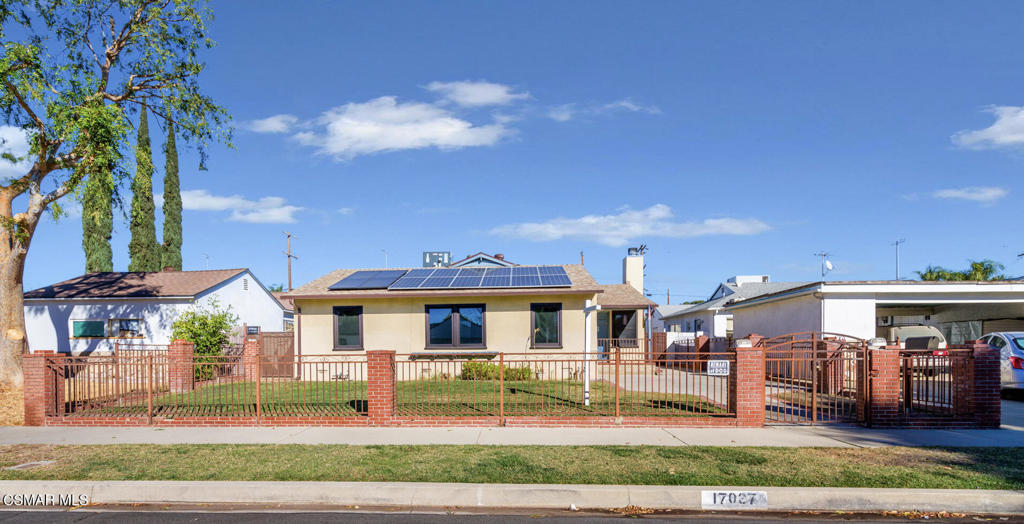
0, 187, 42, 388
0, 256, 27, 387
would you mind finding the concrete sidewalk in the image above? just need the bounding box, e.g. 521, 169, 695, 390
1, 423, 1022, 447
1, 480, 1022, 514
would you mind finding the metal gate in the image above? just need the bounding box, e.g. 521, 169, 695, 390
260, 331, 295, 378
762, 332, 869, 424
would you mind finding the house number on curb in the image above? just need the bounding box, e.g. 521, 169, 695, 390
706, 360, 730, 376
701, 490, 767, 509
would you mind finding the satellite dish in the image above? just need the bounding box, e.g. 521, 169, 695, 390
825, 260, 834, 271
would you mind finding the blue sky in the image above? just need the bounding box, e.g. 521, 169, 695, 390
9, 1, 1024, 302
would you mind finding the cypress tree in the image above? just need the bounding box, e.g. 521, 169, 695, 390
128, 108, 160, 272
161, 122, 182, 270
81, 161, 114, 273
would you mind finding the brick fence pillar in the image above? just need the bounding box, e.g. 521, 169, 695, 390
243, 336, 261, 382
868, 346, 901, 427
968, 340, 1001, 428
168, 340, 195, 393
366, 350, 395, 425
23, 350, 62, 426
732, 339, 765, 427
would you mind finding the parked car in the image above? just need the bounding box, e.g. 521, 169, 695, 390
980, 332, 1024, 390
876, 325, 948, 349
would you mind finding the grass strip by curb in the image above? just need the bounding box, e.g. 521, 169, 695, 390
0, 445, 1022, 489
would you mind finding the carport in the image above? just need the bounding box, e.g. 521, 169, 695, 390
727, 280, 1024, 343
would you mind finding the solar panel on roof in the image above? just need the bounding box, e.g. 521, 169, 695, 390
540, 274, 572, 286
329, 270, 408, 290
389, 276, 426, 289
386, 266, 571, 290
511, 275, 541, 287
481, 275, 511, 287
451, 275, 484, 288
405, 269, 435, 278
512, 267, 538, 277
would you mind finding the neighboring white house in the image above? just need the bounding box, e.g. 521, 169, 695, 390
24, 268, 287, 354
657, 275, 805, 338
725, 280, 1024, 344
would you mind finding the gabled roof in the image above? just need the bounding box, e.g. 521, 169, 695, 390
287, 264, 602, 299
661, 281, 810, 320
272, 292, 294, 312
448, 252, 515, 267
595, 284, 656, 309
24, 269, 248, 299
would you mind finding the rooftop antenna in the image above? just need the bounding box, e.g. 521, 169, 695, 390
381, 249, 388, 268
580, 250, 584, 265
283, 231, 298, 291
201, 253, 210, 270
892, 239, 906, 280
813, 251, 833, 280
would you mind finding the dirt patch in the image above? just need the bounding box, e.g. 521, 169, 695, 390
0, 386, 23, 426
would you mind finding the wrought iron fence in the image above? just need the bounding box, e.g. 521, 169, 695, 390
763, 334, 867, 424
898, 349, 973, 419
393, 350, 734, 418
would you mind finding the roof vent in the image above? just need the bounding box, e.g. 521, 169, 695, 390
495, 253, 505, 260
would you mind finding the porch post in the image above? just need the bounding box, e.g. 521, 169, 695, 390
583, 300, 601, 407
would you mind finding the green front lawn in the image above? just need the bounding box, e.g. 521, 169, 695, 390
79, 379, 725, 417
0, 445, 1021, 489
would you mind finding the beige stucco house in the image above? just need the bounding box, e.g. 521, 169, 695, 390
286, 251, 655, 360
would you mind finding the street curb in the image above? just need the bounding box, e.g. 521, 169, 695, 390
0, 481, 1021, 514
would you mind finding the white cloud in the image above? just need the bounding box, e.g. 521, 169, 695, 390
932, 186, 1008, 204
0, 125, 31, 178
292, 96, 509, 159
337, 207, 355, 215
248, 114, 299, 134
178, 189, 303, 223
490, 204, 771, 247
951, 106, 1024, 149
546, 98, 661, 122
547, 104, 576, 122
426, 81, 530, 107
601, 98, 662, 115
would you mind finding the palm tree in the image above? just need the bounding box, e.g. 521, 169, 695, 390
916, 259, 1007, 281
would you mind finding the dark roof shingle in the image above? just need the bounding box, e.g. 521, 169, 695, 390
24, 269, 247, 299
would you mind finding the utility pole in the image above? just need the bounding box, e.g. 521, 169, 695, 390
667, 288, 670, 305
812, 251, 832, 280
283, 231, 298, 291
580, 251, 584, 265
892, 239, 906, 280
202, 253, 209, 270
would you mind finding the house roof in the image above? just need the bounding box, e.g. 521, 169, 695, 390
286, 264, 604, 300
24, 269, 248, 299
595, 284, 656, 309
448, 252, 516, 267
725, 279, 1024, 310
661, 281, 810, 319
655, 304, 691, 317
272, 292, 294, 312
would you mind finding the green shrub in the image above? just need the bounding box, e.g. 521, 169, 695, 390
460, 361, 531, 381
171, 299, 239, 381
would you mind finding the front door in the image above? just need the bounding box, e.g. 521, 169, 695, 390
597, 310, 638, 359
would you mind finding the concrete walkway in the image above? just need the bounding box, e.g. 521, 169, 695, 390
3, 399, 1020, 448
1, 423, 1021, 447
